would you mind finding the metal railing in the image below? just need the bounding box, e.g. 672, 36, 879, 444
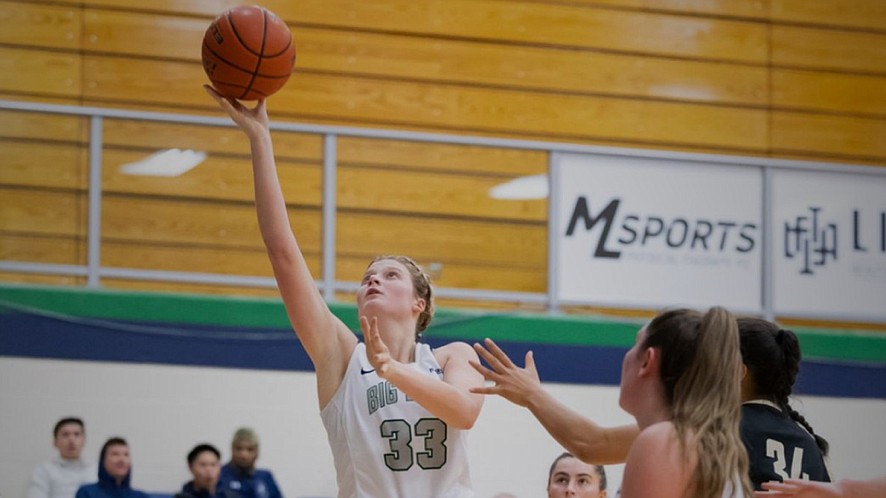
1, 98, 884, 322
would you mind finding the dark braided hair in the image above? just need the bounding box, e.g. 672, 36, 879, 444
737, 318, 829, 456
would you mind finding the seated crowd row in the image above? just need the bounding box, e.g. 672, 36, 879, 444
29, 419, 281, 498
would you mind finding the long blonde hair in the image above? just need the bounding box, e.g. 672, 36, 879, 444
644, 307, 752, 498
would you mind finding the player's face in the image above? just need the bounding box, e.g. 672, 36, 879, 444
54, 422, 85, 460
189, 451, 221, 490
547, 457, 607, 498
618, 326, 649, 415
357, 259, 422, 321
231, 440, 258, 470
103, 444, 131, 481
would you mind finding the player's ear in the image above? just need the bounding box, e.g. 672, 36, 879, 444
413, 297, 426, 314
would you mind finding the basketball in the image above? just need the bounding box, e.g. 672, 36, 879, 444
201, 5, 296, 100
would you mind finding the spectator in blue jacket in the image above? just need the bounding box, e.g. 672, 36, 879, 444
218, 428, 283, 498
75, 437, 149, 498
175, 444, 238, 498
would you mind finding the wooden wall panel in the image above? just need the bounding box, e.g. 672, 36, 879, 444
102, 120, 323, 161
0, 188, 85, 236
336, 256, 545, 294
0, 47, 80, 97
337, 213, 544, 268
771, 112, 886, 160
0, 110, 86, 142
772, 26, 886, 74
772, 0, 886, 30
337, 138, 547, 177
0, 234, 83, 265
0, 1, 80, 49
565, 0, 770, 19
83, 0, 769, 62
101, 241, 274, 277
0, 141, 86, 189
100, 196, 313, 250
83, 10, 766, 106
337, 166, 546, 221
82, 56, 768, 151
772, 70, 886, 116
101, 150, 322, 205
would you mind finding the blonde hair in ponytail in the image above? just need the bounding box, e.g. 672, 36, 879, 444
644, 307, 752, 498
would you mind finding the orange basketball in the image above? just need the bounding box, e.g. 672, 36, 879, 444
201, 5, 296, 100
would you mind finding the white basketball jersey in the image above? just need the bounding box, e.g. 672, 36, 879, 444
320, 343, 474, 498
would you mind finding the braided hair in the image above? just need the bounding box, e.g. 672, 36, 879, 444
737, 318, 829, 456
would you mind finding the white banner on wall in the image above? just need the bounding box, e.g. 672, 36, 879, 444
555, 152, 762, 311
772, 170, 886, 319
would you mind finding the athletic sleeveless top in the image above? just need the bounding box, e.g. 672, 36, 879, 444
740, 400, 831, 490
320, 343, 474, 498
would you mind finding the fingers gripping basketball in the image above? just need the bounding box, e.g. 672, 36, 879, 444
202, 5, 296, 100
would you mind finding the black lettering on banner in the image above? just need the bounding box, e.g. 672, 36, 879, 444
565, 197, 621, 259
666, 218, 689, 248
691, 220, 713, 250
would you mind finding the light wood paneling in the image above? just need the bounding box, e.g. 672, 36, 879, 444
83, 10, 767, 106
101, 279, 282, 298
0, 272, 84, 286
337, 212, 544, 268
100, 195, 316, 250
565, 0, 771, 19
772, 70, 886, 116
336, 255, 545, 293
337, 138, 547, 177
0, 141, 86, 189
0, 187, 85, 236
101, 241, 274, 277
103, 119, 324, 161
772, 0, 886, 31
0, 1, 81, 49
771, 112, 886, 160
337, 166, 545, 221
101, 149, 322, 205
0, 110, 86, 142
83, 57, 769, 151
773, 26, 886, 74
0, 234, 83, 265
82, 0, 769, 62
0, 46, 80, 97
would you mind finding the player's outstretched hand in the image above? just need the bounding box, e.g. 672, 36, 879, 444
755, 480, 841, 498
204, 84, 269, 140
469, 338, 542, 408
361, 316, 395, 377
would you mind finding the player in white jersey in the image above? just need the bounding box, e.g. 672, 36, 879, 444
207, 87, 484, 498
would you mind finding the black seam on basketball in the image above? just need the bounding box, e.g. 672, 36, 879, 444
209, 81, 269, 97
205, 39, 288, 77
264, 36, 293, 58
226, 11, 262, 57
240, 9, 268, 100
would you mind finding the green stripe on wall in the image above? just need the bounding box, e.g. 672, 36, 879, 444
1, 283, 883, 363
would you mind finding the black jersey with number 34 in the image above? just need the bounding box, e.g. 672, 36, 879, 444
740, 401, 831, 490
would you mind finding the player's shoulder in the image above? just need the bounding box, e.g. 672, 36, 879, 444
432, 341, 478, 363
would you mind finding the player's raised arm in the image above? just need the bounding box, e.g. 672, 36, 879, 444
205, 86, 356, 406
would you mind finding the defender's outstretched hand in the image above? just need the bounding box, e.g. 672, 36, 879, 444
469, 338, 542, 407
204, 84, 269, 139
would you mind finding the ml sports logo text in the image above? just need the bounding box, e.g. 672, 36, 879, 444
563, 196, 758, 265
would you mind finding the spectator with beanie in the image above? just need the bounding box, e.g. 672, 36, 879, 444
218, 428, 282, 498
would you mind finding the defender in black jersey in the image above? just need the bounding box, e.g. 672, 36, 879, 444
739, 319, 831, 490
